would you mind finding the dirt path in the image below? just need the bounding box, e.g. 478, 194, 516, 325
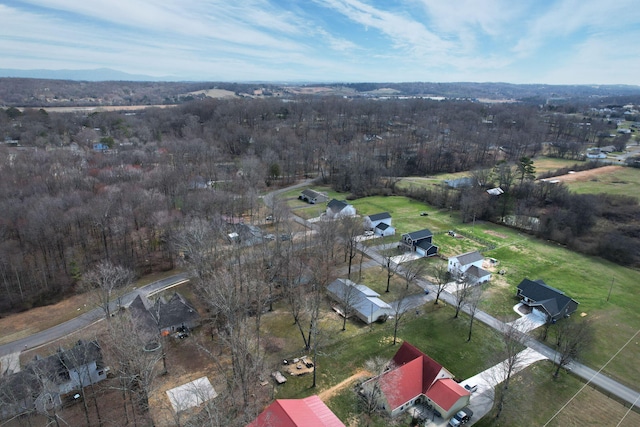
540, 165, 622, 182
318, 369, 371, 402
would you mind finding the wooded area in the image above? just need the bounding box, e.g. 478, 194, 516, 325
1, 91, 639, 315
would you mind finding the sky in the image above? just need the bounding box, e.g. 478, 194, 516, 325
1, 0, 639, 85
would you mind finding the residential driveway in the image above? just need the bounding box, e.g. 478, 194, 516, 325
508, 303, 546, 333
459, 348, 548, 425
389, 293, 430, 314
391, 252, 421, 264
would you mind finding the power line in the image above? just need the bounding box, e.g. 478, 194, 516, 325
542, 327, 640, 426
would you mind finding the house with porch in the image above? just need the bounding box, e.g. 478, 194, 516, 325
400, 229, 438, 257
360, 342, 470, 419
516, 278, 579, 322
448, 251, 491, 284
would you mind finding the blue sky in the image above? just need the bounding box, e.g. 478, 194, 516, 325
1, 0, 639, 84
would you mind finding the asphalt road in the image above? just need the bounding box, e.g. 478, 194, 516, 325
357, 240, 640, 410
0, 272, 190, 357
3, 182, 639, 411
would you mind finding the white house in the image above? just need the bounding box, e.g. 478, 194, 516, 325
374, 222, 396, 237
325, 199, 356, 219
363, 212, 391, 230
448, 251, 491, 284
326, 278, 392, 324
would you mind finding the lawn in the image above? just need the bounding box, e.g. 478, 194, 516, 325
265, 301, 504, 424
474, 360, 640, 427
277, 188, 640, 389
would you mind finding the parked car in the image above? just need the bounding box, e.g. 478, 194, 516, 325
280, 234, 291, 241
464, 383, 478, 393
364, 230, 374, 236
449, 407, 473, 426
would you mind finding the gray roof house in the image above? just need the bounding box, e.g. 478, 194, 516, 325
128, 292, 200, 337
326, 199, 357, 219
400, 229, 438, 257
375, 222, 396, 237
299, 189, 329, 204
448, 251, 491, 284
0, 340, 107, 420
326, 278, 392, 324
363, 212, 392, 230
516, 279, 579, 322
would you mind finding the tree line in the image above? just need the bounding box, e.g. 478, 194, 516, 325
0, 93, 636, 314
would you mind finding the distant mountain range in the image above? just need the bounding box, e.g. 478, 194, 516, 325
0, 68, 176, 82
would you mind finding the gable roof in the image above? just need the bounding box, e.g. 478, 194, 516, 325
129, 292, 200, 333
367, 212, 391, 221
327, 199, 348, 212
425, 378, 468, 411
452, 251, 484, 266
465, 265, 491, 279
376, 222, 391, 230
60, 340, 103, 370
403, 229, 433, 241
301, 189, 323, 199
248, 395, 345, 427
327, 279, 392, 320
369, 342, 472, 414
154, 292, 199, 330
517, 278, 579, 319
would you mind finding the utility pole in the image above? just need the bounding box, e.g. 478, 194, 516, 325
607, 277, 614, 302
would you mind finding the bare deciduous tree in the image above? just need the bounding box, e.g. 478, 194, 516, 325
552, 317, 594, 378
82, 261, 134, 320
452, 276, 473, 319
429, 261, 451, 305
465, 284, 485, 342
494, 323, 527, 419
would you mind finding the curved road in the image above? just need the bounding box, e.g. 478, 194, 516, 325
0, 272, 190, 358
4, 181, 639, 412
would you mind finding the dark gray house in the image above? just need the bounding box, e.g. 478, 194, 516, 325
400, 229, 438, 257
128, 292, 200, 337
0, 340, 107, 420
516, 279, 579, 322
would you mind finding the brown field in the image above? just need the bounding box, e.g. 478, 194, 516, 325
18, 104, 177, 113
541, 165, 624, 183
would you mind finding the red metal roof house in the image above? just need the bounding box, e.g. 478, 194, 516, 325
361, 342, 470, 419
247, 395, 345, 427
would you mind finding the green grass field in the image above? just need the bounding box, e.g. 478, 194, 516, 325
285, 187, 640, 390
265, 301, 504, 424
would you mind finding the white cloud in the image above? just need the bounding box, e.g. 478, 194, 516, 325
1, 1, 639, 84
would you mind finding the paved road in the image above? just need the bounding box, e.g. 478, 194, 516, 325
356, 238, 640, 410
0, 272, 190, 358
